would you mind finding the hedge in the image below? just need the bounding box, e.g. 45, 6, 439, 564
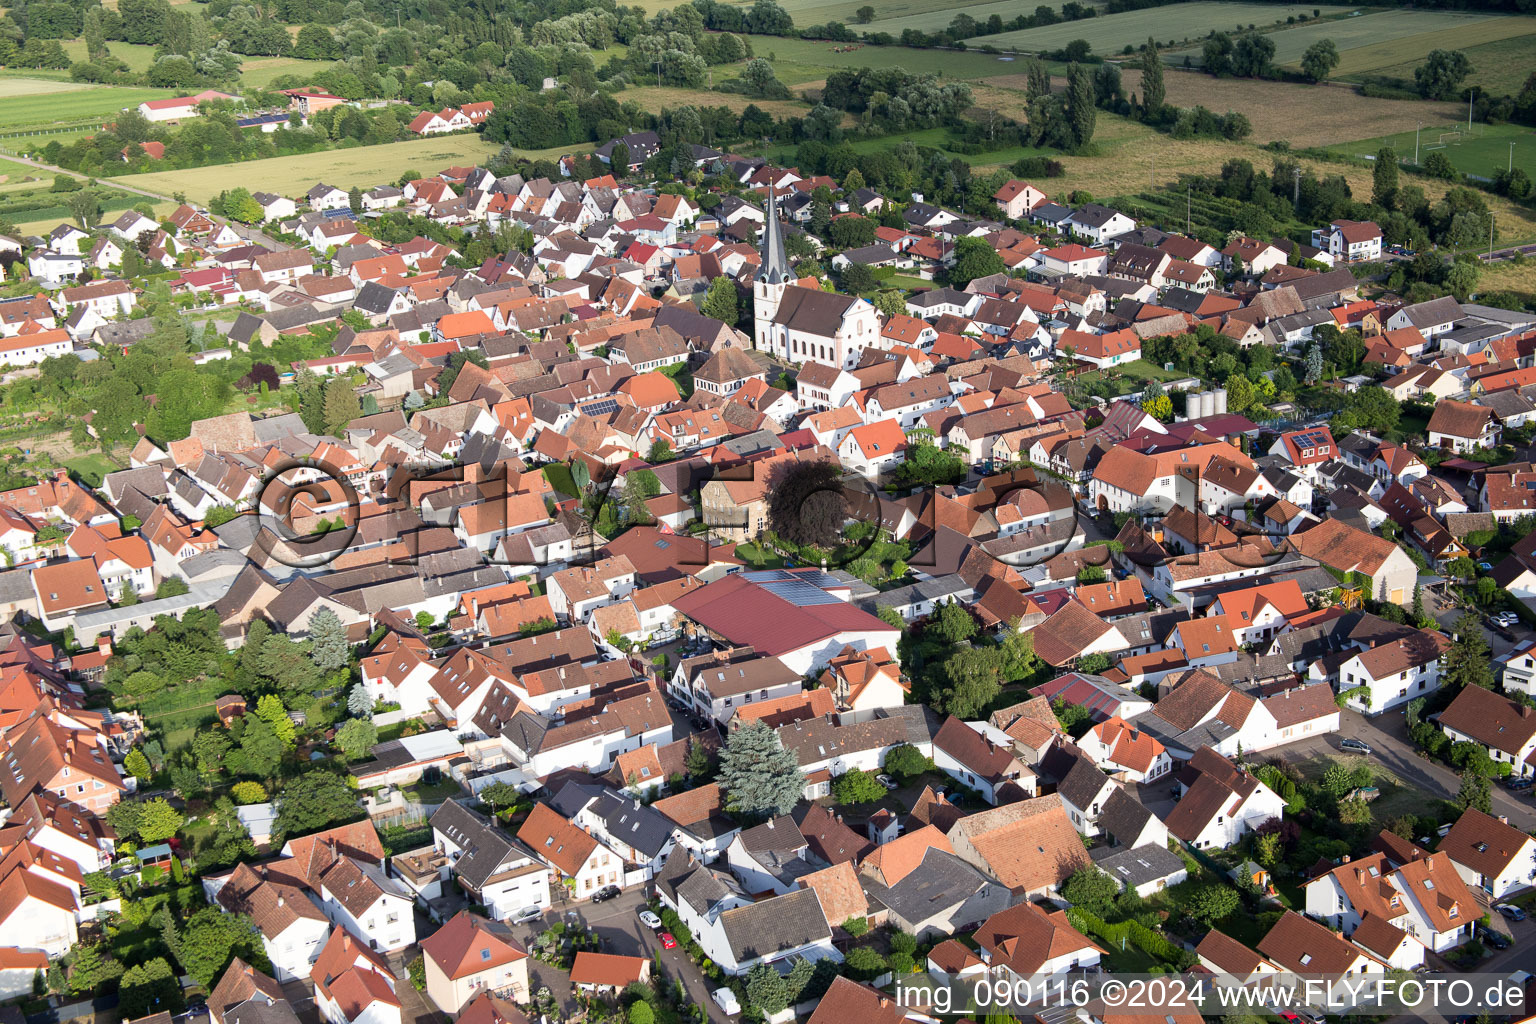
1068, 908, 1192, 969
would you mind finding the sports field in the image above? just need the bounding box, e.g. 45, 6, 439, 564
107, 134, 518, 204
971, 2, 1315, 54
1328, 121, 1536, 180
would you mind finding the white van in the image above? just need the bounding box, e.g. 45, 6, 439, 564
711, 988, 741, 1017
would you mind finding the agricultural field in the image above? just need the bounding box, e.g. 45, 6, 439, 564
0, 157, 57, 195
1327, 121, 1536, 179
107, 134, 527, 204
1164, 9, 1536, 74
971, 2, 1316, 56
1109, 69, 1466, 148
1479, 258, 1536, 302
742, 34, 1026, 81
5, 192, 172, 238
862, 0, 1102, 36
0, 79, 173, 133
622, 84, 815, 123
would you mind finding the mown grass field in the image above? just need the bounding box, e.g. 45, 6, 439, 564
61, 38, 161, 72
743, 34, 1021, 79
0, 77, 96, 98
1480, 259, 1536, 300
622, 84, 815, 122
1326, 14, 1536, 78
0, 81, 173, 131
1328, 121, 1536, 180
973, 2, 1315, 55
107, 134, 524, 204
1364, 33, 1536, 95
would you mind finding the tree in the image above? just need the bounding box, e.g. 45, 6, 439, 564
336, 718, 378, 760
118, 958, 182, 1019
1076, 564, 1107, 584
1458, 770, 1492, 813
629, 1003, 655, 1024
1065, 62, 1096, 149
1372, 147, 1399, 210
766, 459, 846, 549
1300, 38, 1339, 82
684, 736, 715, 780
833, 768, 886, 805
347, 683, 373, 717
273, 770, 362, 840
1320, 761, 1354, 797
308, 607, 348, 671
230, 781, 267, 805
1186, 883, 1241, 924
256, 694, 297, 747
1415, 49, 1472, 100
854, 4, 875, 21
1060, 865, 1118, 914
746, 964, 789, 1014
647, 439, 674, 463
719, 721, 805, 819
1140, 38, 1165, 113
1444, 611, 1494, 692
1305, 343, 1324, 384
700, 275, 738, 325
950, 236, 1006, 288
236, 717, 285, 780
137, 797, 184, 843
882, 743, 931, 781
934, 600, 977, 644
842, 262, 877, 294
179, 907, 268, 988
322, 377, 361, 436
609, 142, 630, 176
124, 749, 153, 783
941, 646, 1003, 718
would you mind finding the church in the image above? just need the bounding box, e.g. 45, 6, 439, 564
753, 188, 882, 369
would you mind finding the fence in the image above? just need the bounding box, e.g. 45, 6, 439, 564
371, 799, 441, 828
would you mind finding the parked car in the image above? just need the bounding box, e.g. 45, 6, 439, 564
659, 932, 678, 949
1340, 737, 1373, 755
638, 909, 662, 930
590, 885, 621, 903
512, 906, 544, 924
1480, 562, 1494, 572
1505, 777, 1534, 792
876, 774, 898, 790
1496, 903, 1527, 922
1481, 927, 1512, 950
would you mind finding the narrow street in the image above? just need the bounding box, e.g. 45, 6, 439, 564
510, 888, 734, 1024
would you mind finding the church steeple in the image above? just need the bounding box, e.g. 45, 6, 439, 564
758, 186, 788, 285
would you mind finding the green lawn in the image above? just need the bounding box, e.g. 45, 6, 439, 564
63, 452, 121, 487
542, 462, 578, 497
1327, 121, 1536, 181
240, 55, 339, 90
60, 38, 162, 73
735, 540, 786, 568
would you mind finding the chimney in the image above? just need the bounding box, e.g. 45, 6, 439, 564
1499, 815, 1510, 825
1342, 854, 1351, 863
766, 819, 775, 829
278, 896, 284, 907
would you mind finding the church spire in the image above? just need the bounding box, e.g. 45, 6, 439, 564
758, 185, 788, 285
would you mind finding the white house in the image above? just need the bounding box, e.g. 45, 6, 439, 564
1438, 806, 1536, 899
1312, 220, 1383, 262
1328, 632, 1448, 715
